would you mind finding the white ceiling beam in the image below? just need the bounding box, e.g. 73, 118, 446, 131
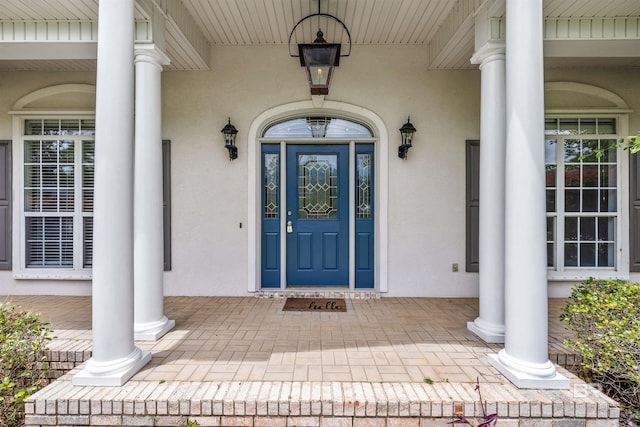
150, 0, 210, 69
427, 0, 483, 69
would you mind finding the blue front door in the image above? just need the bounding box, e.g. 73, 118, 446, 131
286, 144, 349, 286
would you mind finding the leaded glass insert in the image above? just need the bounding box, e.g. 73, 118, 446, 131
357, 153, 371, 218
264, 153, 279, 218
298, 154, 338, 219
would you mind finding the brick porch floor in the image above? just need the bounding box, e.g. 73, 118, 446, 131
5, 295, 619, 426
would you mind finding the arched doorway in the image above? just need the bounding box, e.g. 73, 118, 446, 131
247, 101, 389, 292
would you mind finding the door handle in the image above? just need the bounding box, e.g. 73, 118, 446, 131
287, 220, 293, 233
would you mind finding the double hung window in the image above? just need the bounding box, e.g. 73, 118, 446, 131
20, 118, 94, 274
545, 117, 623, 276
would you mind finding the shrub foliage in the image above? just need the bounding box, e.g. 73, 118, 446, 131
561, 279, 640, 412
0, 302, 52, 427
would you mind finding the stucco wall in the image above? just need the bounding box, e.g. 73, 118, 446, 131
1, 46, 639, 297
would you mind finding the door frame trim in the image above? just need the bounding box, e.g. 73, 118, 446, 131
248, 101, 389, 292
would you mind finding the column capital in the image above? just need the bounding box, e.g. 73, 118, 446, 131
471, 41, 505, 66
134, 43, 170, 68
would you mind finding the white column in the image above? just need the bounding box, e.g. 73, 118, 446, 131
488, 0, 568, 389
467, 43, 506, 344
133, 44, 175, 341
73, 0, 151, 386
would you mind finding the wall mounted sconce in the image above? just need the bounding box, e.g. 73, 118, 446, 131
398, 117, 416, 160
221, 118, 238, 160
288, 0, 351, 95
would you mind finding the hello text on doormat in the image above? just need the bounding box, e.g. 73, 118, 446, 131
282, 298, 347, 312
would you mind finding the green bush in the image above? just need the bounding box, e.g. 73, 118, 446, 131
0, 302, 52, 427
561, 279, 640, 414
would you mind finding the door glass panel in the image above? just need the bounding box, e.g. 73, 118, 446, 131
357, 153, 371, 218
298, 154, 338, 219
264, 153, 279, 218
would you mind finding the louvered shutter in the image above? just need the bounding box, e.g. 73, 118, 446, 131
0, 141, 11, 270
466, 140, 480, 272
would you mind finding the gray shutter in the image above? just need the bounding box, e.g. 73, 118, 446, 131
0, 141, 11, 270
163, 140, 171, 271
466, 140, 479, 272
630, 152, 640, 271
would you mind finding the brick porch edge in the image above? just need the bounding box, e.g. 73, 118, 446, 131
25, 378, 619, 427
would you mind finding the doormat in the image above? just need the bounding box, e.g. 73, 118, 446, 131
283, 298, 347, 312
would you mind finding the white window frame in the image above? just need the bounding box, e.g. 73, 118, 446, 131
546, 113, 629, 281
12, 114, 95, 280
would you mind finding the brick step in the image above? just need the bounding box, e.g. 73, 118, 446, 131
25, 378, 619, 427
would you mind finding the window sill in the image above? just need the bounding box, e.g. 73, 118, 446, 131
548, 269, 629, 282
13, 270, 92, 281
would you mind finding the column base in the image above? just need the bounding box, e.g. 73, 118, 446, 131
488, 350, 570, 389
134, 316, 175, 341
72, 347, 151, 387
467, 318, 505, 343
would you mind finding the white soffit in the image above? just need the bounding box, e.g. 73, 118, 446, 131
0, 0, 639, 71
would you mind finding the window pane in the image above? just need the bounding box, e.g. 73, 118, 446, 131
42, 190, 58, 212
42, 141, 58, 163
597, 118, 616, 134
24, 189, 40, 212
565, 190, 580, 212
580, 217, 595, 241
80, 120, 96, 136
546, 189, 556, 212
600, 189, 616, 213
24, 141, 41, 163
580, 118, 596, 134
26, 216, 73, 268
582, 165, 598, 187
565, 217, 578, 241
565, 165, 580, 187
59, 166, 74, 188
547, 243, 555, 267
83, 217, 93, 268
545, 165, 556, 187
564, 140, 581, 163
597, 217, 615, 241
600, 165, 616, 187
580, 243, 596, 267
82, 141, 95, 163
600, 139, 617, 162
59, 140, 74, 163
559, 119, 579, 135
544, 119, 558, 135
60, 120, 80, 135
581, 140, 598, 163
565, 243, 578, 266
24, 120, 43, 135
582, 189, 598, 212
43, 120, 60, 135
598, 243, 614, 267
545, 139, 557, 163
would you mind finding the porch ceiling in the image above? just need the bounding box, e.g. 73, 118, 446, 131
0, 0, 639, 71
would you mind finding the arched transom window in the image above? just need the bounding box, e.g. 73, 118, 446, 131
263, 116, 373, 138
